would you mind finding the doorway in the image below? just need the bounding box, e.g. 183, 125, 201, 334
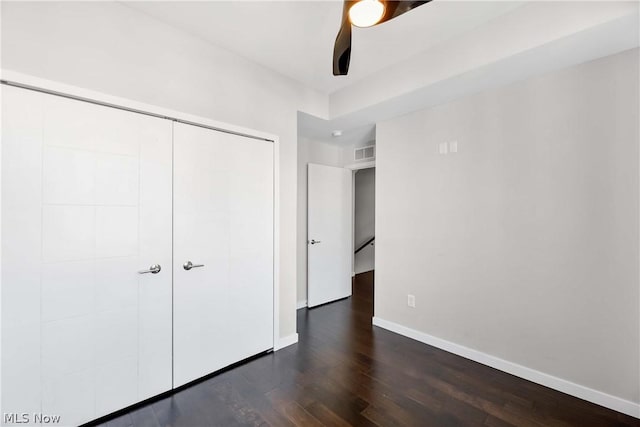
353, 167, 375, 276
306, 162, 375, 311
352, 166, 375, 314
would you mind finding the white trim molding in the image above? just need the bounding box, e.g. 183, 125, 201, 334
345, 160, 375, 171
296, 300, 308, 310
274, 333, 299, 351
372, 317, 640, 419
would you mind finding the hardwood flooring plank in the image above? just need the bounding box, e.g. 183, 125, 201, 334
266, 390, 323, 427
129, 406, 160, 427
304, 401, 352, 427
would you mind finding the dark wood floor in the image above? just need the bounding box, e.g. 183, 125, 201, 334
98, 271, 638, 427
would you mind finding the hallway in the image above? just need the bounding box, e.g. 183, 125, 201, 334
95, 272, 637, 426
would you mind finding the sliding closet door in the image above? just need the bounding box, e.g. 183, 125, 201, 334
1, 86, 173, 426
173, 123, 274, 387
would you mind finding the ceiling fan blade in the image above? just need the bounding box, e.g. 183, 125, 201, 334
333, 0, 432, 76
333, 1, 354, 76
378, 0, 432, 25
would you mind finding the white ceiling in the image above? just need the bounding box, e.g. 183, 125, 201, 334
123, 1, 525, 94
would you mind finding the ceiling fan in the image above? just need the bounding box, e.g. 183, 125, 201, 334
333, 0, 432, 76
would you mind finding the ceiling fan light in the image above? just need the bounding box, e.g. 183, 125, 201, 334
349, 0, 385, 28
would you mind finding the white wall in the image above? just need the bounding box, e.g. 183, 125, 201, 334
0, 1, 328, 344
354, 168, 375, 274
376, 48, 639, 406
296, 138, 344, 306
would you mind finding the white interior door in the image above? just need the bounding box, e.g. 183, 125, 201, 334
307, 163, 353, 308
173, 123, 274, 387
1, 85, 173, 426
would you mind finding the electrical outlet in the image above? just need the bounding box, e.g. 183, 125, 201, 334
438, 142, 448, 155
449, 140, 458, 153
407, 294, 416, 308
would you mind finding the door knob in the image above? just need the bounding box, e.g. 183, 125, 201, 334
309, 239, 322, 245
183, 261, 205, 271
138, 264, 161, 274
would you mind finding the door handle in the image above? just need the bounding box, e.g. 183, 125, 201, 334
138, 264, 161, 274
183, 261, 205, 271
309, 239, 322, 245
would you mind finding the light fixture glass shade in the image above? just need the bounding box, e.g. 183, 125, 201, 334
349, 0, 385, 28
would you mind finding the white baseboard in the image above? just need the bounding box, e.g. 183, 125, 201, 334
372, 317, 640, 419
296, 300, 308, 310
274, 333, 298, 351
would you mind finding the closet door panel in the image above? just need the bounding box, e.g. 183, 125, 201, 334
173, 123, 231, 386
173, 123, 274, 387
1, 86, 173, 426
1, 85, 44, 420
225, 137, 274, 356
138, 122, 174, 399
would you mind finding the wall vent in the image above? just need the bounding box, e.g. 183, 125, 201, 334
354, 145, 375, 161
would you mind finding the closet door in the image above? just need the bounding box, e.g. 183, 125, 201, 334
173, 123, 274, 387
1, 86, 173, 426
